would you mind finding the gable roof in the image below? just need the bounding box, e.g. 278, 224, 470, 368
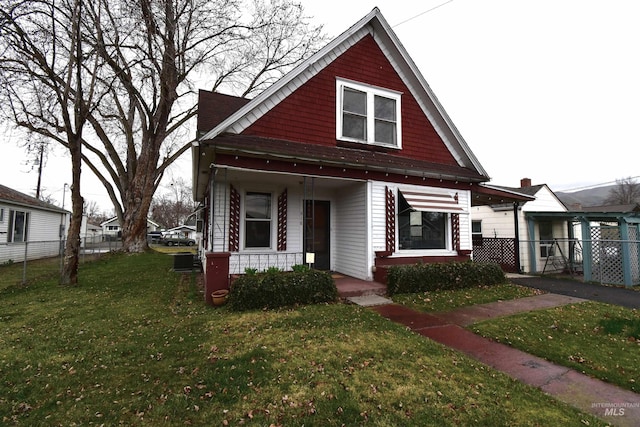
193, 8, 490, 197
197, 90, 250, 135
580, 203, 640, 213
491, 182, 568, 210
165, 225, 197, 233
491, 184, 546, 198
0, 183, 67, 214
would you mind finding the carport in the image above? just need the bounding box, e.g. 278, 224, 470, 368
524, 207, 640, 287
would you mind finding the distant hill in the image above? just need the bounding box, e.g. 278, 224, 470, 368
555, 185, 615, 209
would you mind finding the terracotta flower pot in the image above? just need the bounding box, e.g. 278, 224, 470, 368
211, 289, 229, 306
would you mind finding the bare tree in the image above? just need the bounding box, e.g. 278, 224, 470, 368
605, 177, 640, 206
151, 177, 195, 228
0, 0, 98, 284
84, 200, 110, 225
0, 0, 326, 254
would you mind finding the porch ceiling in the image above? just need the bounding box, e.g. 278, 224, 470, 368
211, 167, 363, 190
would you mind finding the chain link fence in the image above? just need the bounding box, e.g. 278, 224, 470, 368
0, 237, 123, 289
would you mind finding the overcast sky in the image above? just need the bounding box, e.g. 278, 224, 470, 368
2, 0, 639, 210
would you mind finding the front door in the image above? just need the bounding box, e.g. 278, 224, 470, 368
304, 200, 330, 270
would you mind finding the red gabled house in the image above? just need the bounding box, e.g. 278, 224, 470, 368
192, 8, 528, 304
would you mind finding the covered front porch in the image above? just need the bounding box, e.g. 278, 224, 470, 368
204, 167, 372, 281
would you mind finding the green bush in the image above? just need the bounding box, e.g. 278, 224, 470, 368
228, 269, 338, 311
386, 261, 506, 296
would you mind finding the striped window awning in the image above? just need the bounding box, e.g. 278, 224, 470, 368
398, 186, 464, 213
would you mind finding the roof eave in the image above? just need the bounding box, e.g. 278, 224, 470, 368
212, 145, 486, 183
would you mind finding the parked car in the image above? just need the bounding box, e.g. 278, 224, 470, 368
147, 231, 163, 244
161, 233, 196, 246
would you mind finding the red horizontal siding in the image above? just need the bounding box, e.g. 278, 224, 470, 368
245, 35, 458, 166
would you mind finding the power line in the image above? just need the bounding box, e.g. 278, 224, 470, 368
392, 0, 454, 28
555, 176, 640, 193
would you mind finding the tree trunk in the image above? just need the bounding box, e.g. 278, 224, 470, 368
120, 150, 158, 252
60, 137, 83, 285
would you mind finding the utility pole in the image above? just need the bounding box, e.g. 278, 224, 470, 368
35, 144, 44, 199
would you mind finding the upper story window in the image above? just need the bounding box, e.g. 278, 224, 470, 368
336, 78, 401, 148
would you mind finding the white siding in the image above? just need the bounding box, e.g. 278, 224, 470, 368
0, 203, 68, 263
521, 187, 565, 213
334, 183, 369, 280
211, 179, 305, 274
470, 186, 569, 273
471, 205, 516, 239
210, 183, 229, 253
377, 182, 470, 256
370, 182, 388, 252
457, 190, 472, 251
30, 209, 65, 241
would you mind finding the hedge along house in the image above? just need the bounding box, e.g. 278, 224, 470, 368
192, 8, 530, 303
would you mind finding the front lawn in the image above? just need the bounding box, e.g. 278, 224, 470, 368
391, 283, 543, 312
0, 252, 607, 425
472, 302, 640, 393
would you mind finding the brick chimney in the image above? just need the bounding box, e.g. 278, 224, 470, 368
520, 178, 532, 188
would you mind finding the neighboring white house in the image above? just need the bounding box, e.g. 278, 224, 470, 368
0, 184, 69, 263
80, 215, 102, 245
100, 216, 161, 239
163, 225, 198, 240
471, 178, 568, 273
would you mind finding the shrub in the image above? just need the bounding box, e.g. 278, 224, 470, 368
291, 264, 310, 273
228, 269, 338, 311
386, 261, 506, 296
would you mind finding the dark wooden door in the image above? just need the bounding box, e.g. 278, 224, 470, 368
305, 200, 330, 270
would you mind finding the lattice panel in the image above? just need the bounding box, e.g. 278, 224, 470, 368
472, 238, 517, 272
451, 213, 460, 252
628, 226, 640, 283
277, 189, 287, 251
590, 226, 624, 285
385, 187, 395, 252
229, 185, 240, 252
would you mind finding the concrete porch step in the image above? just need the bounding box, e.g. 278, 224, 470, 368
333, 275, 387, 298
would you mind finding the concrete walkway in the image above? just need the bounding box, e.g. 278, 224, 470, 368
370, 294, 640, 426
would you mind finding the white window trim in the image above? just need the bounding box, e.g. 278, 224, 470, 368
472, 220, 482, 237
395, 212, 454, 256
394, 189, 455, 255
241, 190, 276, 252
8, 209, 29, 243
335, 78, 402, 149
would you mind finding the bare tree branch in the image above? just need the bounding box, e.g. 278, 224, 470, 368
0, 0, 328, 253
